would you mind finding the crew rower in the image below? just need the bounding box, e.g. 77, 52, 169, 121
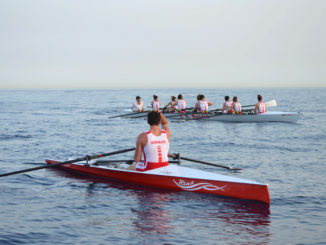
128, 111, 170, 171
194, 94, 201, 112
254, 94, 266, 114
222, 96, 232, 113
151, 95, 160, 111
231, 96, 242, 114
177, 94, 187, 112
163, 96, 178, 112
131, 96, 145, 112
196, 95, 213, 113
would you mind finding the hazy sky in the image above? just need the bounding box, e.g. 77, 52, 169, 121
0, 0, 325, 89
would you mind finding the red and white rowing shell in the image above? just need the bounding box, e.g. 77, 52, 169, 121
45, 160, 270, 204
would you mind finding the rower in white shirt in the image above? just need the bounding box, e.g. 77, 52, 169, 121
177, 94, 187, 112
222, 96, 233, 114
128, 111, 170, 171
231, 96, 242, 114
195, 95, 213, 113
163, 96, 178, 112
254, 94, 266, 114
151, 95, 161, 112
131, 96, 145, 112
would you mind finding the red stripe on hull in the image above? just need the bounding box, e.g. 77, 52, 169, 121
45, 160, 270, 204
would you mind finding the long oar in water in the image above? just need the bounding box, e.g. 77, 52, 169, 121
169, 153, 242, 171
131, 108, 196, 119
108, 111, 148, 119
0, 147, 136, 178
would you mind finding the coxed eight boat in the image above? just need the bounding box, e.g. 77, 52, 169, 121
122, 111, 302, 123
45, 159, 270, 204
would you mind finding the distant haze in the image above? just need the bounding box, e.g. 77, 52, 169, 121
0, 0, 325, 89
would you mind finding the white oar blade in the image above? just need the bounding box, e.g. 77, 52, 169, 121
265, 100, 277, 107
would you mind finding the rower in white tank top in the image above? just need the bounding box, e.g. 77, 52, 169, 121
225, 101, 233, 113
254, 94, 266, 114
257, 102, 266, 113
199, 101, 208, 112
177, 99, 186, 110
152, 101, 160, 111
136, 130, 169, 171
233, 102, 241, 112
132, 101, 144, 112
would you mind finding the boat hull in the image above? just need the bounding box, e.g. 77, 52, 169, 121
171, 111, 302, 123
123, 111, 302, 122
45, 160, 270, 204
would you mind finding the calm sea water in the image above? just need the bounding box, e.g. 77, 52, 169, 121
0, 88, 325, 245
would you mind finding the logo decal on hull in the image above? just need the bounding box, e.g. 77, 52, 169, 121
173, 179, 226, 191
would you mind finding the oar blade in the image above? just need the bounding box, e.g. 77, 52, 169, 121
265, 99, 277, 107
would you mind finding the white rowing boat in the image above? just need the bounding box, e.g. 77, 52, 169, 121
45, 159, 270, 204
121, 111, 302, 123
170, 111, 303, 123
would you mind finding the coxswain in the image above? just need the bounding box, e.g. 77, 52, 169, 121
222, 96, 232, 113
231, 96, 242, 114
196, 95, 213, 113
151, 95, 160, 111
254, 94, 266, 114
163, 96, 178, 112
177, 94, 187, 112
131, 96, 145, 112
128, 111, 170, 171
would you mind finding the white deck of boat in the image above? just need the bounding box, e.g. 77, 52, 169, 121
147, 165, 264, 185
75, 162, 265, 185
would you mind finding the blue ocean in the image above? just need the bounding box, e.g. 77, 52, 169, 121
0, 88, 325, 245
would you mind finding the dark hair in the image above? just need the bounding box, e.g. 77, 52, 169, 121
197, 94, 201, 100
233, 96, 238, 102
171, 96, 176, 101
257, 94, 263, 101
147, 111, 161, 126
153, 95, 158, 100
178, 94, 183, 99
224, 96, 229, 101
199, 94, 205, 100
136, 96, 141, 100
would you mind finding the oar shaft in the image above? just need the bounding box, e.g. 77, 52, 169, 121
108, 111, 148, 119
93, 160, 179, 165
169, 153, 241, 170
0, 147, 136, 178
179, 156, 231, 169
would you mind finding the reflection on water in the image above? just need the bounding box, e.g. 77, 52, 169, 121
131, 192, 173, 234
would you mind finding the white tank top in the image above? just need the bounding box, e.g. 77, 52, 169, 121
225, 101, 232, 111
234, 102, 241, 112
199, 101, 208, 112
132, 102, 143, 112
177, 99, 186, 110
143, 131, 169, 164
258, 102, 266, 113
152, 101, 160, 111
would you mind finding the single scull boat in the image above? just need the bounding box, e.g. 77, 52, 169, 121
45, 159, 270, 204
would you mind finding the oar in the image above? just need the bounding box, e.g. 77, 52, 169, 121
108, 111, 148, 119
131, 107, 196, 119
129, 110, 181, 119
242, 99, 277, 108
93, 159, 179, 165
169, 153, 242, 170
0, 147, 136, 178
